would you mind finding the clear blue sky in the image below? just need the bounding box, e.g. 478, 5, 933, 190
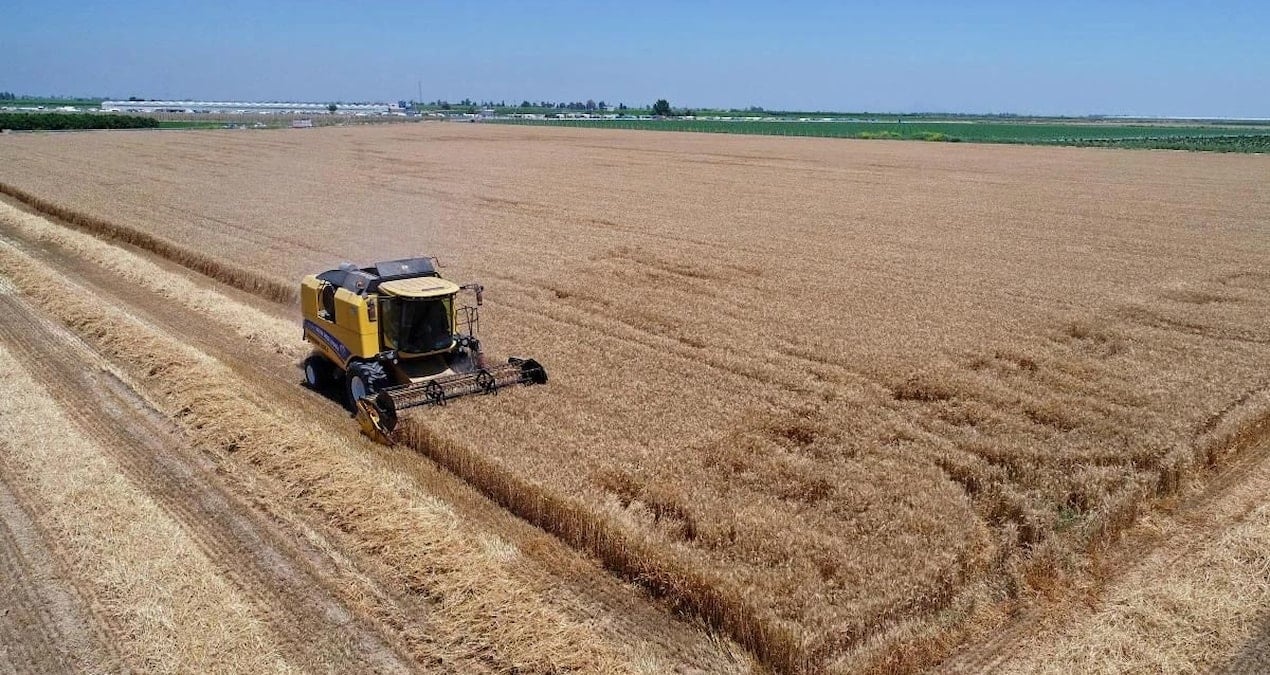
4, 0, 1267, 116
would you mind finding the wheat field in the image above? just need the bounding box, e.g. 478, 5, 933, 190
2, 123, 1268, 672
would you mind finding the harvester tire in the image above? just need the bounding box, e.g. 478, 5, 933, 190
303, 355, 333, 389
345, 360, 389, 409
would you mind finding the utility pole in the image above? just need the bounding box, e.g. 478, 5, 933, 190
417, 80, 423, 110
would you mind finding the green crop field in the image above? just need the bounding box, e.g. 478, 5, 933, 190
491, 118, 1270, 152
156, 119, 236, 129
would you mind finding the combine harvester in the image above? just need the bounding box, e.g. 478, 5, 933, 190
299, 257, 547, 444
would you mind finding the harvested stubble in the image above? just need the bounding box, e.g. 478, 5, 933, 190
0, 342, 293, 674
2, 123, 1268, 671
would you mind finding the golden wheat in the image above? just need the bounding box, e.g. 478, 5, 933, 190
2, 123, 1267, 671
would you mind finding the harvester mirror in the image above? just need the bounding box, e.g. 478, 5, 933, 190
461, 282, 484, 305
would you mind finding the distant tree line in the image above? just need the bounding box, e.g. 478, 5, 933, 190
0, 113, 159, 131
403, 96, 711, 117
0, 92, 16, 101
518, 99, 612, 111
409, 98, 710, 116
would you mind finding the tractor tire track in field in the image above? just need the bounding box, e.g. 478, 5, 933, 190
0, 194, 753, 672
1226, 619, 1270, 674
0, 476, 120, 674
0, 292, 415, 674
937, 407, 1270, 673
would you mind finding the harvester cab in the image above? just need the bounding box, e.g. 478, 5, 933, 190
300, 257, 547, 444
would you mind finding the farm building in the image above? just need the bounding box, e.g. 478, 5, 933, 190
99, 100, 394, 114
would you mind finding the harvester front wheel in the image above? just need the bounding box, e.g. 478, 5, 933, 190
345, 360, 388, 410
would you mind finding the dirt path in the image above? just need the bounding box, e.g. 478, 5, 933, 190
0, 196, 753, 672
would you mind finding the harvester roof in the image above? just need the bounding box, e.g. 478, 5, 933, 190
379, 276, 460, 298
316, 257, 443, 295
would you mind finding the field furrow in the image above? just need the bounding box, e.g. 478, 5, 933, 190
0, 476, 119, 674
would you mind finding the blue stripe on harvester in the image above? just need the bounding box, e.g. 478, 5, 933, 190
304, 319, 351, 361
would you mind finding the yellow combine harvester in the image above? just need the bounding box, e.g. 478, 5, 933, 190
300, 257, 547, 444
